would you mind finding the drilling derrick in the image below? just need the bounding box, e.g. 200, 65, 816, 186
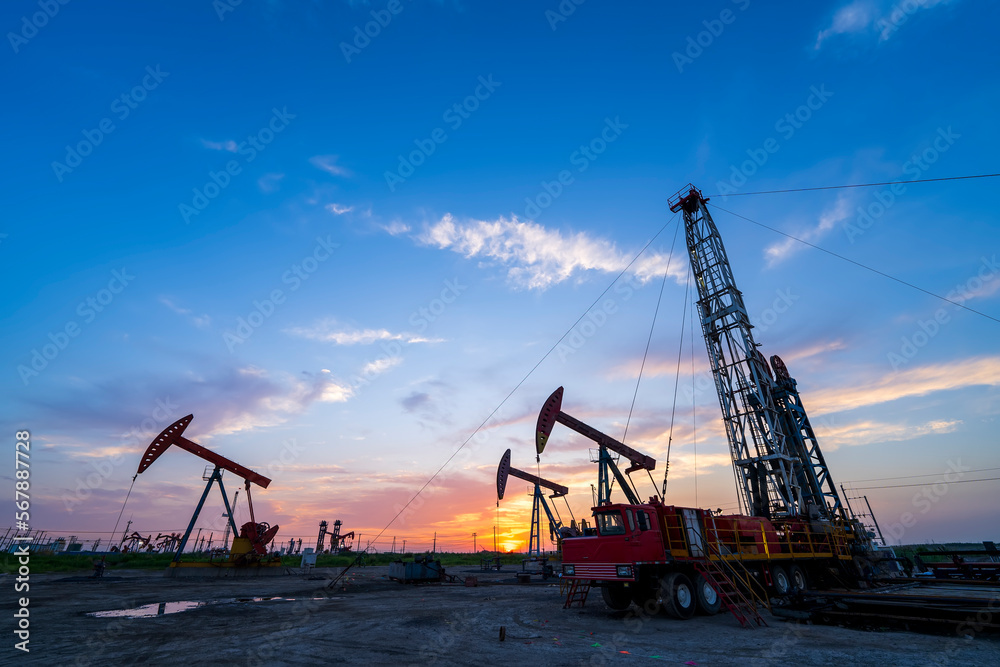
672, 184, 822, 521
769, 354, 848, 522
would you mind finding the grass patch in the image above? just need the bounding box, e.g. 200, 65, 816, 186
3, 550, 533, 575
282, 552, 529, 568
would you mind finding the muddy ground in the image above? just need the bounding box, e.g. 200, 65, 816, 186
7, 565, 999, 665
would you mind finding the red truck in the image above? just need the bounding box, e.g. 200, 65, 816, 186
560, 498, 865, 619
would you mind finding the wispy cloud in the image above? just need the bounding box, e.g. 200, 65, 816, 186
258, 172, 284, 193
877, 0, 955, 41
310, 154, 352, 177
360, 356, 403, 376
415, 214, 686, 290
326, 203, 353, 215
808, 355, 1000, 416
963, 274, 1000, 302
765, 195, 850, 267
816, 0, 958, 49
401, 391, 430, 412
816, 416, 961, 450
160, 296, 211, 328
815, 0, 877, 49
206, 368, 353, 437
285, 319, 442, 345
14, 364, 353, 446
780, 339, 848, 365
201, 138, 239, 152
382, 220, 411, 236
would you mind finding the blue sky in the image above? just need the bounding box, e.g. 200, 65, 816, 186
2, 0, 998, 552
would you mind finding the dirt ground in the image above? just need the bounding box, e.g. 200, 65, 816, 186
7, 565, 999, 665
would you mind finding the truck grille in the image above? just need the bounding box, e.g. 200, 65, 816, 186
569, 564, 621, 578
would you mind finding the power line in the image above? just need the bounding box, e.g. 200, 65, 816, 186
843, 467, 1000, 484
358, 212, 682, 553
851, 477, 1000, 491
707, 173, 1000, 197
709, 204, 1000, 326
623, 217, 682, 444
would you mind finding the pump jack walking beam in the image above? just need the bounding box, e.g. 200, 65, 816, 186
535, 387, 655, 506
137, 415, 271, 488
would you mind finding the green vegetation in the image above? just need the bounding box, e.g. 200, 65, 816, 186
1, 552, 180, 575
894, 542, 991, 562
285, 551, 526, 568
2, 550, 530, 575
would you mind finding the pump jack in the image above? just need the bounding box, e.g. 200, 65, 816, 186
329, 520, 356, 553
536, 386, 655, 506
496, 448, 571, 555
137, 414, 279, 563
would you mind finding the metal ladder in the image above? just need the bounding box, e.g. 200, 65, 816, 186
692, 557, 767, 628
563, 579, 591, 608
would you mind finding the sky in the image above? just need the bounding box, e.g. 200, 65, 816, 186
2, 0, 998, 554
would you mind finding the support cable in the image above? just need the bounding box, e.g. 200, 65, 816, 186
622, 215, 683, 502
691, 288, 699, 508
852, 477, 1000, 490
844, 467, 1000, 484
706, 172, 1000, 197
334, 212, 681, 574
622, 216, 683, 444
710, 204, 1000, 326
661, 265, 691, 499
109, 474, 137, 550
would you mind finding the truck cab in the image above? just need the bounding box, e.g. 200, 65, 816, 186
561, 503, 668, 582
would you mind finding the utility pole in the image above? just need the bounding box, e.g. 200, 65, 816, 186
120, 519, 133, 547
402, 539, 406, 554
473, 532, 477, 553
432, 532, 437, 554
391, 536, 396, 554
863, 495, 886, 546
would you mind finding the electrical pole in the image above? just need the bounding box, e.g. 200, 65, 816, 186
391, 536, 396, 554
473, 532, 477, 553
432, 532, 437, 554
402, 539, 406, 554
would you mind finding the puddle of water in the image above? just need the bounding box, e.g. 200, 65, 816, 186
88, 601, 206, 619
88, 596, 341, 619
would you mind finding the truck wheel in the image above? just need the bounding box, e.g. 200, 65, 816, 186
695, 573, 722, 615
771, 565, 791, 595
631, 585, 660, 614
789, 564, 808, 591
601, 583, 632, 611
659, 572, 696, 620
